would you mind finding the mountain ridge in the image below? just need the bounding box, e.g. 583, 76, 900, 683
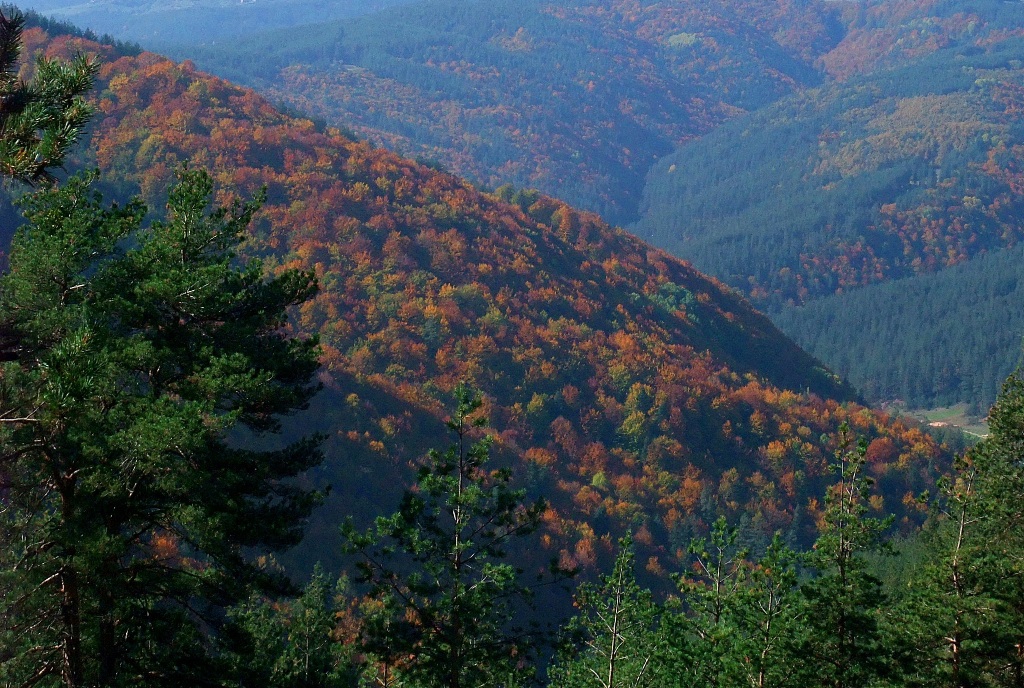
16, 20, 947, 575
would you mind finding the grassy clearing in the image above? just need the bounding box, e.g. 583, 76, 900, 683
881, 402, 989, 441
916, 403, 989, 438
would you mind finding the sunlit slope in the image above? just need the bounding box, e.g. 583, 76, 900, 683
22, 23, 946, 573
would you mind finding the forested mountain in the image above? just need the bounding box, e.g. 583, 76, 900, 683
9, 0, 417, 48
636, 5, 1024, 306
821, 0, 1024, 80
633, 0, 1024, 410
12, 22, 947, 577
28, 0, 1024, 412
11, 7, 1024, 686
148, 0, 1024, 413
175, 0, 842, 226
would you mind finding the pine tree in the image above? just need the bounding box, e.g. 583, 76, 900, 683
897, 372, 1024, 687
894, 455, 1005, 688
226, 564, 357, 688
342, 384, 553, 688
0, 7, 98, 362
731, 534, 802, 688
967, 372, 1024, 685
795, 425, 896, 688
0, 168, 322, 687
671, 516, 748, 688
548, 534, 661, 688
0, 9, 97, 185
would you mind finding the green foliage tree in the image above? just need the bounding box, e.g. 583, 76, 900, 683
891, 371, 1024, 687
342, 384, 551, 688
226, 564, 357, 688
795, 425, 896, 688
670, 516, 748, 688
0, 9, 97, 185
0, 167, 321, 687
646, 521, 803, 688
893, 454, 1006, 688
964, 372, 1024, 685
548, 533, 661, 688
730, 534, 802, 688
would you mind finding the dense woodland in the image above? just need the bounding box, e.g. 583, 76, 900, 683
14, 21, 955, 569
631, 0, 1024, 410
774, 244, 1024, 413
636, 27, 1024, 306
135, 0, 1024, 412
1, 5, 1024, 688
177, 0, 839, 226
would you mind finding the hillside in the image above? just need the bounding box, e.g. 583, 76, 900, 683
774, 243, 1024, 414
175, 0, 842, 226
635, 34, 1024, 305
633, 2, 1024, 410
19, 23, 947, 575
10, 0, 418, 49
822, 0, 1024, 80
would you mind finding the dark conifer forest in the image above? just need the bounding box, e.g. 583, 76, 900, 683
1, 2, 1024, 686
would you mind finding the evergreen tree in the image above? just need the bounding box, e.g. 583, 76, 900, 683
548, 534, 661, 688
894, 455, 1006, 688
795, 425, 896, 688
730, 534, 802, 688
226, 564, 357, 688
342, 385, 552, 688
670, 516, 748, 688
967, 373, 1024, 685
0, 9, 97, 185
0, 168, 322, 687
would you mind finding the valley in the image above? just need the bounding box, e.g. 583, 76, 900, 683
1, 2, 1024, 685
153, 0, 1024, 415
913, 403, 989, 438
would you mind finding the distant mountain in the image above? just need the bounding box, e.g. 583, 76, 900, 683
174, 0, 843, 226
821, 0, 1024, 80
11, 0, 418, 49
633, 0, 1024, 410
19, 21, 945, 575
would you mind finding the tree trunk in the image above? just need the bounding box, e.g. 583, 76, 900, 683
60, 564, 82, 688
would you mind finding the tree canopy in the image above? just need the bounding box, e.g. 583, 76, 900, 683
0, 167, 322, 687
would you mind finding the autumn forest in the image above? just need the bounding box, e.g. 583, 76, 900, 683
1, 1, 1024, 686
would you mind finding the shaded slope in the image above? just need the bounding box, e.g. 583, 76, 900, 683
22, 25, 946, 574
